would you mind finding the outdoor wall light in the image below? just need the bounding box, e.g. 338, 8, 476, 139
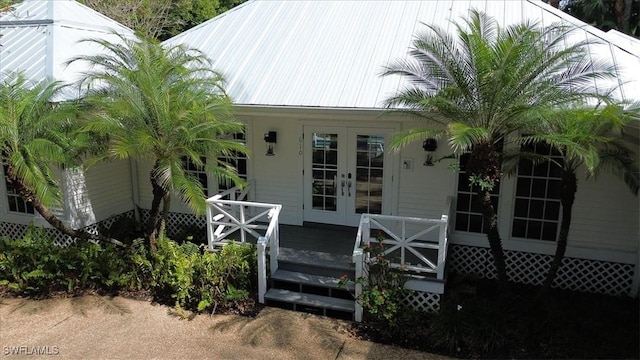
264, 131, 277, 156
422, 138, 438, 166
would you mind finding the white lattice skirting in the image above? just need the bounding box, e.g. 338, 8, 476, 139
0, 211, 135, 246
448, 244, 635, 296
138, 210, 206, 241
403, 291, 441, 312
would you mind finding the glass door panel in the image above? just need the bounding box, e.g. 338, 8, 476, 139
353, 134, 384, 215
311, 133, 338, 211
304, 127, 393, 227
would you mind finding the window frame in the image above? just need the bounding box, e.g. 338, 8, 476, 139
2, 164, 35, 216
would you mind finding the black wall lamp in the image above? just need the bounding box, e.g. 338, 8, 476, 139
422, 138, 438, 166
264, 131, 277, 156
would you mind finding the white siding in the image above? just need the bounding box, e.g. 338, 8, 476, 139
249, 116, 302, 225
569, 170, 639, 252
67, 159, 134, 228
396, 121, 454, 220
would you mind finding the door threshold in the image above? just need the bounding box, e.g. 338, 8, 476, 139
302, 222, 357, 231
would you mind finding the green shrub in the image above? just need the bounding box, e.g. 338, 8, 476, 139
0, 227, 257, 315
0, 225, 133, 295
150, 236, 256, 313
341, 232, 414, 330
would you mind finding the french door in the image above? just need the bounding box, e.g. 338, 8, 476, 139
303, 126, 393, 227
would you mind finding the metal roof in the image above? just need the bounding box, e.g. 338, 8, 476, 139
0, 0, 133, 100
164, 0, 640, 110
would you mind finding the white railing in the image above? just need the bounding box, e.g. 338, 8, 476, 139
205, 180, 282, 304
352, 197, 452, 322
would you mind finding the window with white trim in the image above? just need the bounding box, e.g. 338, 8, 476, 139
3, 164, 35, 214
218, 131, 247, 191
511, 142, 562, 241
454, 152, 500, 233
183, 157, 209, 197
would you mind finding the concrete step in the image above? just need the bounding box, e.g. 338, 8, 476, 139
264, 289, 355, 313
271, 270, 355, 292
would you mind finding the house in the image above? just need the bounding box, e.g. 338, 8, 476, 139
0, 0, 638, 316
0, 0, 136, 245
161, 0, 640, 303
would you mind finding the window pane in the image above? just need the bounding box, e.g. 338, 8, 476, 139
528, 220, 542, 239
529, 200, 544, 219
531, 179, 547, 198
455, 213, 469, 231
512, 219, 527, 238
542, 222, 558, 241
514, 199, 529, 218
545, 201, 560, 220
469, 215, 483, 233
516, 178, 531, 197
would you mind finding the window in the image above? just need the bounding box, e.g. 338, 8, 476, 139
3, 164, 35, 214
455, 153, 500, 233
218, 132, 247, 191
511, 142, 562, 241
183, 157, 209, 197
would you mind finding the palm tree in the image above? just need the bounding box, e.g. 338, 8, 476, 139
382, 10, 615, 282
523, 105, 639, 293
0, 72, 122, 246
70, 34, 246, 252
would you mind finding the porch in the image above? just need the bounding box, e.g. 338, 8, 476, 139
205, 183, 451, 321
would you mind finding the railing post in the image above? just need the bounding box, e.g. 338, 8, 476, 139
206, 203, 215, 251
270, 218, 279, 275
437, 215, 448, 280
362, 216, 371, 248
257, 237, 268, 304
353, 249, 363, 322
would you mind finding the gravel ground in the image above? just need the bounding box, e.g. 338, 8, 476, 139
0, 296, 450, 360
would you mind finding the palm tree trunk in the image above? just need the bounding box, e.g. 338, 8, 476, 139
466, 142, 508, 283
7, 171, 124, 247
542, 170, 577, 291
158, 193, 171, 238
146, 167, 166, 253
479, 188, 508, 283
614, 0, 632, 33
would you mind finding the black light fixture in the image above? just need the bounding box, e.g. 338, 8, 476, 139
422, 138, 438, 166
264, 131, 277, 156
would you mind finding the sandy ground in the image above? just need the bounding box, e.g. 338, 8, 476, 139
0, 296, 450, 360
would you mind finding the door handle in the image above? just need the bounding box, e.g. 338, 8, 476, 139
347, 172, 352, 197
341, 180, 345, 196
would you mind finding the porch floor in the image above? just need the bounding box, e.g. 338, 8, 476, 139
216, 222, 439, 272
279, 223, 356, 255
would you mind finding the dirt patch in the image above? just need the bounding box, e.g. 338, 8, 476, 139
0, 296, 446, 359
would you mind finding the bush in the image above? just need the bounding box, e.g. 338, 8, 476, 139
0, 225, 133, 295
0, 227, 258, 315
342, 232, 414, 331
141, 236, 257, 313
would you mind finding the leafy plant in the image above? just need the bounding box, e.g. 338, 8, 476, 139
0, 224, 134, 295
341, 231, 413, 329
149, 236, 256, 313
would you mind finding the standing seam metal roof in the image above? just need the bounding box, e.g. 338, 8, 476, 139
0, 0, 133, 100
164, 0, 640, 110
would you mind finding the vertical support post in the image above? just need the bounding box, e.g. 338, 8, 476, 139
362, 216, 371, 247
239, 203, 246, 243
206, 202, 215, 252
353, 249, 364, 322
270, 220, 279, 276
257, 237, 267, 303
401, 219, 406, 265
437, 215, 448, 280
